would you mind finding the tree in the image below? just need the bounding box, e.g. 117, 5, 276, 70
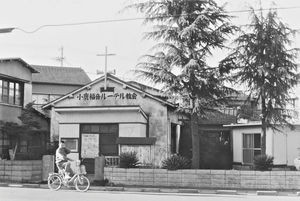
0, 102, 49, 159
125, 0, 236, 168
219, 8, 299, 155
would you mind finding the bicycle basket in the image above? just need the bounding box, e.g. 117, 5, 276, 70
79, 165, 87, 175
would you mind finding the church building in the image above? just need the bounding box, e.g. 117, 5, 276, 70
42, 73, 182, 171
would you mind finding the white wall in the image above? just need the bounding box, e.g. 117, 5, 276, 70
119, 124, 146, 137
270, 129, 287, 165
232, 125, 300, 166
56, 110, 147, 124
59, 124, 80, 138
274, 126, 300, 166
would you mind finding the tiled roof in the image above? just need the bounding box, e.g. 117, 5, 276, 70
32, 65, 91, 85
198, 110, 237, 125
0, 58, 39, 73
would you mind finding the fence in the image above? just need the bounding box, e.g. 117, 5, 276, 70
104, 168, 300, 190
0, 155, 54, 183
105, 156, 119, 167
0, 160, 42, 183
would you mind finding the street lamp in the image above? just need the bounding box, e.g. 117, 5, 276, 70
0, 28, 15, 33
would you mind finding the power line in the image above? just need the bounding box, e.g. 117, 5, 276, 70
13, 5, 300, 33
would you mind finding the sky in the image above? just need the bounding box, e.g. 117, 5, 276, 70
0, 0, 299, 84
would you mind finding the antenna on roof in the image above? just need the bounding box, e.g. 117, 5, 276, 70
55, 46, 65, 67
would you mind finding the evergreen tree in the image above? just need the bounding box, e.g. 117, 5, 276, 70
126, 0, 236, 168
220, 8, 299, 155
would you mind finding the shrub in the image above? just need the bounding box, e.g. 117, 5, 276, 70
161, 154, 191, 170
119, 152, 139, 168
253, 154, 274, 171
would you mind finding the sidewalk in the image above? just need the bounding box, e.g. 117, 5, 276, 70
0, 182, 300, 196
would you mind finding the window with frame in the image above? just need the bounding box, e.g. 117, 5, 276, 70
0, 78, 23, 106
243, 133, 261, 164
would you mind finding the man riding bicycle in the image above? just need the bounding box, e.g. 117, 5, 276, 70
55, 141, 73, 179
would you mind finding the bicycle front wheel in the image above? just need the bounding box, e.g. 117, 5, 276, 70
74, 175, 90, 192
48, 174, 62, 191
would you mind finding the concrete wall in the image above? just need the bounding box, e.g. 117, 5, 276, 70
232, 125, 300, 166
104, 167, 300, 190
0, 160, 42, 183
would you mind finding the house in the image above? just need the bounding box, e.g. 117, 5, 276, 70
179, 110, 236, 169
42, 73, 182, 172
31, 65, 91, 143
224, 88, 300, 168
31, 65, 91, 105
0, 58, 49, 160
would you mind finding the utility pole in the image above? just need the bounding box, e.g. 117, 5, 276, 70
97, 46, 116, 90
56, 46, 65, 67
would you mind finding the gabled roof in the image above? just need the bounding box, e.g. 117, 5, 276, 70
199, 110, 237, 125
42, 73, 176, 109
0, 58, 39, 73
127, 81, 162, 93
32, 65, 91, 85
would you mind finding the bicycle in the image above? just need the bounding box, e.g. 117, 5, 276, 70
48, 160, 90, 192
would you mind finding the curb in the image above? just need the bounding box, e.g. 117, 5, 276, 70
216, 190, 238, 195
159, 188, 180, 193
256, 191, 278, 196
105, 187, 124, 191
142, 188, 160, 192
8, 184, 23, 188
1, 183, 297, 197
178, 189, 199, 193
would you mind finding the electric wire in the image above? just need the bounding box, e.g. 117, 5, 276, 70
12, 5, 300, 33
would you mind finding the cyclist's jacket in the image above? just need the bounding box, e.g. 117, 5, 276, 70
55, 147, 71, 164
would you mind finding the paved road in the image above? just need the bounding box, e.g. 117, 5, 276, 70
1, 187, 300, 201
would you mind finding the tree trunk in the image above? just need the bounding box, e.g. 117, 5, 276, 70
191, 112, 200, 169
261, 121, 267, 155
261, 95, 267, 155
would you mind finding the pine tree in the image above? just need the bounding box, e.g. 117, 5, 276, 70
126, 0, 236, 168
220, 8, 299, 155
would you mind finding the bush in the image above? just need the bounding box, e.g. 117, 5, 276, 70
162, 154, 191, 170
253, 154, 274, 171
119, 152, 140, 168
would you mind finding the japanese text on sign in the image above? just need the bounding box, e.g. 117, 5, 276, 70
76, 92, 137, 101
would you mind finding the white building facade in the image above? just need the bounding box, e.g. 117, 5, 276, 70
43, 74, 182, 172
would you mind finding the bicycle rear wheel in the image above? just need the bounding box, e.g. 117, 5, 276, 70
74, 175, 90, 192
48, 174, 62, 191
